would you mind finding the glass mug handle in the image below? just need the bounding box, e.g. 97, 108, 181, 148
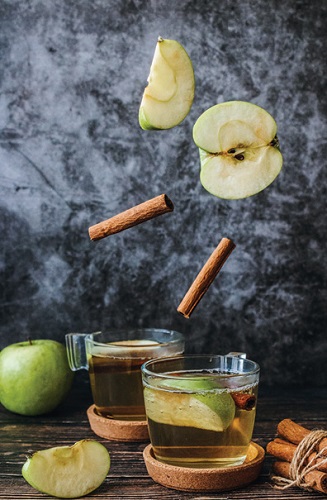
65, 332, 100, 371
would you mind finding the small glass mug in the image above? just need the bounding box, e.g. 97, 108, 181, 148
65, 329, 184, 421
141, 354, 260, 468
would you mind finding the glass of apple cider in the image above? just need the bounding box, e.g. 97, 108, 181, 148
67, 329, 184, 421
141, 354, 259, 468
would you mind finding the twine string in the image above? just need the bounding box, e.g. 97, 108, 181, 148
272, 429, 327, 491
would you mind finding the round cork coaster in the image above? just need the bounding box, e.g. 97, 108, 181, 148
143, 442, 265, 492
86, 404, 149, 442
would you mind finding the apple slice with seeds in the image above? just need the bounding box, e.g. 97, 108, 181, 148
193, 101, 283, 199
139, 36, 195, 130
22, 440, 110, 498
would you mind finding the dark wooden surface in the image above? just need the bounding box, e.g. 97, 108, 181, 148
1, 373, 326, 499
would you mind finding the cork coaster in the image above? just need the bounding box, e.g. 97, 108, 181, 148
86, 404, 149, 442
143, 442, 265, 492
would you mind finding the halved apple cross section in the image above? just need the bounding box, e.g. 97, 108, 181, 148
139, 37, 195, 130
193, 101, 283, 199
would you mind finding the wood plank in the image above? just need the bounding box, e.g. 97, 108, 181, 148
1, 377, 326, 499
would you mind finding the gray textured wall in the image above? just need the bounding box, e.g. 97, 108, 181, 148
0, 0, 326, 387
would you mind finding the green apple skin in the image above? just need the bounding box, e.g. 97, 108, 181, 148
158, 377, 235, 430
0, 340, 74, 416
139, 37, 195, 130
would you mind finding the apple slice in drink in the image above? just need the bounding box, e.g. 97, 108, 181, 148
144, 377, 235, 432
139, 37, 195, 130
193, 101, 283, 199
22, 440, 110, 498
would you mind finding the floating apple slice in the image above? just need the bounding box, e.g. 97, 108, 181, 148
193, 101, 283, 199
139, 37, 195, 130
144, 377, 235, 432
22, 440, 110, 498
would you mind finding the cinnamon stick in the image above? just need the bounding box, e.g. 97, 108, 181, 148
231, 392, 256, 411
277, 418, 310, 445
309, 452, 327, 473
319, 439, 327, 455
273, 460, 327, 494
267, 439, 327, 473
274, 437, 294, 445
277, 418, 327, 453
266, 439, 297, 462
88, 194, 174, 241
177, 237, 236, 318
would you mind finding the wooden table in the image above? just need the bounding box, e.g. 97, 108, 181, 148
1, 373, 326, 499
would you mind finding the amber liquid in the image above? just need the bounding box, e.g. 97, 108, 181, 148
145, 381, 258, 467
87, 338, 177, 420
88, 354, 148, 420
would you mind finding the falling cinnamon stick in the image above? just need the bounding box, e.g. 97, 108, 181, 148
177, 237, 236, 318
273, 460, 327, 494
88, 194, 174, 241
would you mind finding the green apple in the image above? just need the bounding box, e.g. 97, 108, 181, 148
139, 36, 195, 130
0, 339, 74, 416
193, 100, 283, 199
144, 377, 235, 432
22, 440, 110, 498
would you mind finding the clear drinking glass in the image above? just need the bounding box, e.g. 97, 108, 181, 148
65, 329, 184, 421
141, 354, 259, 468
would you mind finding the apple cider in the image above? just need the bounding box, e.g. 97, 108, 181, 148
88, 348, 150, 420
141, 355, 260, 468
86, 334, 184, 420
144, 380, 258, 467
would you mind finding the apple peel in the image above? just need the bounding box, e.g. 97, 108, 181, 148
144, 377, 235, 432
22, 440, 110, 498
139, 36, 195, 130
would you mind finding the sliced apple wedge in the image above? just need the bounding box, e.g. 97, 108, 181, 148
144, 377, 235, 432
193, 101, 283, 199
139, 36, 195, 130
22, 440, 110, 498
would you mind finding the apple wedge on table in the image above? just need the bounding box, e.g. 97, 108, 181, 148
139, 37, 195, 130
22, 440, 110, 498
193, 101, 283, 199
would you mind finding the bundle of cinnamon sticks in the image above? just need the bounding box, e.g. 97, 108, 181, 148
266, 418, 327, 494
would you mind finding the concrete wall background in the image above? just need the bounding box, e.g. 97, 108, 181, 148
0, 0, 326, 386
